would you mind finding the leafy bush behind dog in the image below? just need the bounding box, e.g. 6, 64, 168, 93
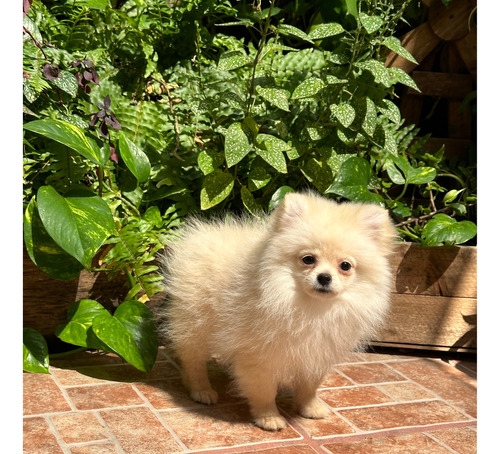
23, 0, 476, 373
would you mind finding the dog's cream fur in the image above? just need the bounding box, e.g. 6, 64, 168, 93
160, 192, 396, 430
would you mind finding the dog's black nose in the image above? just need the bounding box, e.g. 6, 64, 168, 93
317, 273, 332, 286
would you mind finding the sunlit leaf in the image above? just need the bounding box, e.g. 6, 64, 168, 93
309, 23, 344, 40
359, 13, 383, 33
291, 77, 325, 99
256, 86, 290, 111
200, 170, 234, 210
37, 186, 115, 268
421, 214, 477, 246
23, 328, 50, 374
224, 122, 250, 167
24, 119, 108, 166
119, 131, 151, 183
382, 37, 418, 64
218, 50, 252, 71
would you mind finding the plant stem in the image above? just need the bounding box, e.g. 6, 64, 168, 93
247, 0, 276, 114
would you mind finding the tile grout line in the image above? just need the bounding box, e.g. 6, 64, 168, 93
424, 430, 463, 454
381, 360, 478, 421
189, 420, 477, 454
312, 420, 477, 445
24, 403, 148, 419
43, 415, 72, 454
92, 411, 127, 454
130, 382, 191, 453
319, 379, 408, 391
49, 369, 79, 413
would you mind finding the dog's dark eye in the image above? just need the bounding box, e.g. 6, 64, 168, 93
302, 255, 316, 265
340, 261, 352, 271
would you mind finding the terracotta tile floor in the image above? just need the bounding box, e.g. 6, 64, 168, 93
23, 347, 477, 453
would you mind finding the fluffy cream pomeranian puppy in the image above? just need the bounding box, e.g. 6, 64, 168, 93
160, 191, 396, 431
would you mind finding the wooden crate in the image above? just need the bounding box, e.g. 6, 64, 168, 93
374, 243, 477, 352
385, 0, 477, 162
23, 243, 477, 352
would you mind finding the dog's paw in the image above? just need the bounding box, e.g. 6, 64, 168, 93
298, 398, 330, 419
191, 389, 218, 405
254, 415, 287, 431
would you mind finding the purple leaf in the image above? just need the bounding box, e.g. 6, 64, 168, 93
83, 70, 94, 81
99, 121, 109, 138
103, 95, 111, 109
89, 114, 99, 127
42, 64, 60, 81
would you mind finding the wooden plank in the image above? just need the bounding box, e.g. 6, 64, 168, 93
455, 29, 477, 79
385, 22, 440, 73
399, 94, 423, 127
370, 341, 475, 353
390, 243, 477, 298
422, 137, 471, 161
23, 246, 165, 341
448, 99, 471, 139
408, 71, 474, 98
376, 293, 477, 350
428, 0, 476, 42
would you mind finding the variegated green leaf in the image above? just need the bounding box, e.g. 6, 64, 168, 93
256, 86, 290, 111
309, 23, 344, 40
382, 37, 418, 64
52, 70, 79, 97
331, 103, 356, 128
23, 119, 108, 166
301, 158, 334, 193
325, 75, 348, 85
277, 24, 313, 43
23, 78, 40, 103
291, 77, 325, 99
378, 99, 401, 124
249, 165, 272, 191
359, 13, 383, 33
221, 92, 245, 110
197, 150, 224, 175
37, 186, 115, 268
256, 134, 288, 173
388, 67, 421, 92
218, 50, 252, 71
241, 186, 261, 215
355, 60, 392, 87
327, 157, 383, 203
23, 16, 42, 43
200, 170, 234, 210
362, 97, 377, 135
224, 122, 251, 167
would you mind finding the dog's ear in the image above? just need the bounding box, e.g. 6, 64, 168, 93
359, 204, 396, 252
272, 192, 310, 230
